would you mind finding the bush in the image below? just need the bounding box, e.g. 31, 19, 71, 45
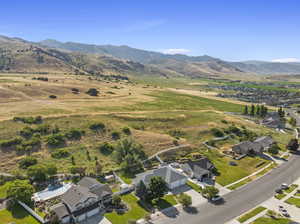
49, 95, 57, 99
65, 128, 85, 140
168, 129, 186, 138
51, 148, 70, 159
268, 144, 280, 155
46, 134, 66, 148
99, 142, 114, 154
18, 157, 37, 169
13, 116, 42, 124
20, 126, 34, 138
211, 128, 224, 137
177, 193, 192, 207
112, 131, 121, 140
122, 127, 131, 135
0, 137, 23, 149
112, 194, 122, 206
86, 88, 99, 96
89, 122, 106, 133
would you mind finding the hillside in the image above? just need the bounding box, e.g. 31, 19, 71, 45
231, 61, 300, 74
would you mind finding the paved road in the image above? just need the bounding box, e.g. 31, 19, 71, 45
155, 153, 300, 224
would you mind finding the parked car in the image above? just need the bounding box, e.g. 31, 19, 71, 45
275, 188, 283, 194
281, 183, 289, 190
281, 209, 290, 217
211, 195, 222, 202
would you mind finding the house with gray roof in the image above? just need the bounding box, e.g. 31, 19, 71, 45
133, 166, 187, 190
50, 177, 112, 223
232, 141, 263, 155
254, 136, 275, 150
181, 158, 215, 181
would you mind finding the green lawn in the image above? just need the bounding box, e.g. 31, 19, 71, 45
151, 194, 177, 210
204, 150, 269, 186
116, 172, 133, 184
0, 204, 40, 224
252, 217, 291, 224
238, 206, 266, 223
275, 193, 287, 200
104, 194, 148, 224
285, 197, 300, 208
187, 181, 202, 193
284, 184, 298, 194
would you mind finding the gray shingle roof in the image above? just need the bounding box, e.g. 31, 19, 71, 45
78, 177, 100, 189
50, 203, 69, 219
134, 166, 186, 186
183, 158, 214, 176
78, 177, 112, 198
254, 136, 274, 148
61, 185, 97, 211
232, 141, 263, 154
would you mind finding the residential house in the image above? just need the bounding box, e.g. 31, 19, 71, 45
262, 112, 285, 129
50, 177, 112, 223
232, 141, 263, 155
254, 136, 275, 150
181, 158, 215, 181
133, 166, 187, 190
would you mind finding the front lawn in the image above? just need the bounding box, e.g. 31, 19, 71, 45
0, 204, 40, 224
187, 181, 202, 193
104, 194, 148, 224
151, 194, 177, 210
116, 172, 133, 184
285, 197, 300, 208
238, 206, 266, 223
204, 150, 270, 186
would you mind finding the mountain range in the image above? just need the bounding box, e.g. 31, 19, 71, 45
1, 35, 300, 78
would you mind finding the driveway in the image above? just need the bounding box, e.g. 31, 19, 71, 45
171, 185, 206, 207
154, 153, 300, 224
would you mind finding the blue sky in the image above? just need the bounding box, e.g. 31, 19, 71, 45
1, 0, 300, 62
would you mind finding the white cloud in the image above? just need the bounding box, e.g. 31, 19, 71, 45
271, 58, 300, 63
161, 48, 191, 55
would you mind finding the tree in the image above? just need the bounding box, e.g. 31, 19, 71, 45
256, 105, 260, 116
268, 144, 280, 155
70, 166, 86, 176
286, 138, 299, 151
243, 105, 248, 115
289, 117, 297, 127
65, 128, 84, 140
99, 142, 114, 154
202, 186, 219, 199
71, 156, 75, 165
135, 181, 149, 200
111, 131, 121, 140
18, 156, 37, 169
95, 160, 102, 175
89, 122, 106, 135
6, 180, 34, 206
46, 134, 65, 148
177, 193, 192, 207
86, 88, 99, 96
148, 176, 168, 201
278, 107, 285, 118
27, 164, 47, 181
250, 104, 255, 116
122, 127, 131, 135
112, 194, 122, 207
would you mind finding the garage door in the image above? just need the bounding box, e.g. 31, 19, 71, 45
87, 207, 100, 217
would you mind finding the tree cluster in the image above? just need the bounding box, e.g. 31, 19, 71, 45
243, 105, 268, 117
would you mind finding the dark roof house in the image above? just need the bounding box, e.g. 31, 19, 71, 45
232, 141, 263, 155
254, 136, 275, 149
181, 158, 214, 181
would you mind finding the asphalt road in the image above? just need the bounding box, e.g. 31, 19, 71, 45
155, 153, 300, 224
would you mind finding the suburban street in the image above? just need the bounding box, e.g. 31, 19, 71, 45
155, 153, 300, 224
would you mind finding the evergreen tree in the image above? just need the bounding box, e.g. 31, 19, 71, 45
243, 105, 248, 115
256, 105, 260, 116
250, 104, 255, 116
135, 180, 149, 200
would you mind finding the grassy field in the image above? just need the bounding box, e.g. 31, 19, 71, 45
0, 182, 9, 198
238, 206, 266, 223
104, 194, 148, 224
0, 204, 40, 224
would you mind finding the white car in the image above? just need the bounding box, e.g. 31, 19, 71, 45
281, 183, 289, 190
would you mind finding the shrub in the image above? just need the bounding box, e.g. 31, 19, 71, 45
89, 122, 105, 133
112, 131, 121, 140
51, 148, 70, 159
268, 144, 280, 155
168, 129, 186, 138
65, 128, 85, 140
177, 193, 192, 207
20, 126, 34, 138
46, 134, 66, 148
49, 95, 57, 99
0, 137, 23, 149
13, 116, 42, 124
211, 128, 224, 137
122, 127, 131, 135
86, 88, 99, 96
18, 157, 37, 169
99, 142, 114, 154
